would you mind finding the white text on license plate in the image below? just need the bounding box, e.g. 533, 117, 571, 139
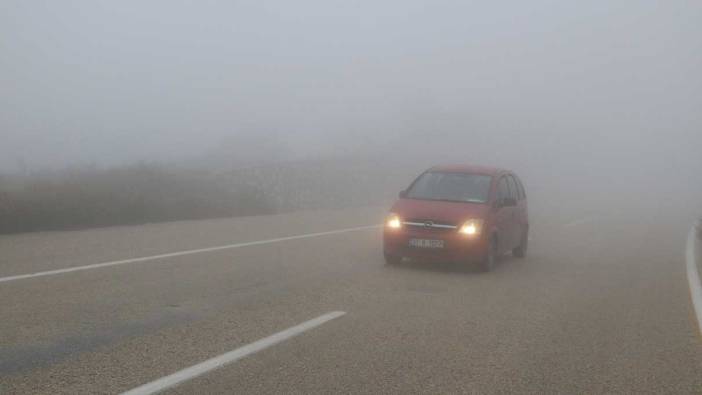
409, 239, 444, 248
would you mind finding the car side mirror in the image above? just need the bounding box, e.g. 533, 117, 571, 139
399, 190, 407, 198
494, 197, 516, 208
503, 197, 517, 207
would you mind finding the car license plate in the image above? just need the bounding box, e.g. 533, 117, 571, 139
409, 239, 444, 249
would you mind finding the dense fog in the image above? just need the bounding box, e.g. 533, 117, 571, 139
1, 1, 700, 232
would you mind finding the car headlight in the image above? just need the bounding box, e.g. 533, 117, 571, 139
459, 219, 483, 236
386, 213, 402, 229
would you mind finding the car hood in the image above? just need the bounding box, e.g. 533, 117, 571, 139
391, 198, 489, 224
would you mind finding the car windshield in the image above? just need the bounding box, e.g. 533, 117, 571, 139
405, 172, 492, 203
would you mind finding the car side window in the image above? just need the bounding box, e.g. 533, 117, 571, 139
514, 176, 526, 200
496, 177, 510, 201
506, 175, 518, 200
512, 175, 526, 200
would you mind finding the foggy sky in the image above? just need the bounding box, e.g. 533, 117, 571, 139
1, 1, 701, 172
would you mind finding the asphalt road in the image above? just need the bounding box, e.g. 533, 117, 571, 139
1, 206, 701, 394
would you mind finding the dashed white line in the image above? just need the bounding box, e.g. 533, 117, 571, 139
686, 226, 702, 336
120, 311, 346, 395
0, 225, 380, 284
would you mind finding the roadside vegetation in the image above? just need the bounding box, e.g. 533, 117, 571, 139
0, 157, 415, 235
0, 163, 272, 234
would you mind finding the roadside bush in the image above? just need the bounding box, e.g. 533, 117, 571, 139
0, 156, 417, 235
0, 164, 273, 234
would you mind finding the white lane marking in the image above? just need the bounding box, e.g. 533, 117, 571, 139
686, 226, 702, 336
121, 311, 346, 395
0, 225, 380, 284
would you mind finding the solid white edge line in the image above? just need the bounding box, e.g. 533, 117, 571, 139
120, 311, 346, 395
0, 225, 380, 284
686, 226, 702, 336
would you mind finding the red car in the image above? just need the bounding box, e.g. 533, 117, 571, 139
383, 165, 529, 271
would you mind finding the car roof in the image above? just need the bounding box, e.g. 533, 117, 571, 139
428, 164, 510, 177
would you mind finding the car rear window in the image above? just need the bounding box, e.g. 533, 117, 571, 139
406, 172, 492, 203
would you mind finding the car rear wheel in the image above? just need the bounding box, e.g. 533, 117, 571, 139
513, 227, 528, 258
479, 238, 497, 272
384, 252, 402, 265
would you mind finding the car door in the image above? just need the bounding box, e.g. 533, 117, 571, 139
511, 174, 528, 243
493, 176, 514, 253
506, 175, 522, 249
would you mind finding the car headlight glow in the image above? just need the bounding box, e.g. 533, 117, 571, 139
386, 214, 402, 229
459, 219, 483, 236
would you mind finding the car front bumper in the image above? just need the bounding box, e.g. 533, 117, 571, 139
383, 227, 489, 263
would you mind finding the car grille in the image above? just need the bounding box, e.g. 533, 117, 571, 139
403, 218, 458, 232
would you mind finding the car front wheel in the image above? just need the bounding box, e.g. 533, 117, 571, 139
513, 227, 528, 258
479, 238, 497, 272
384, 252, 402, 265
